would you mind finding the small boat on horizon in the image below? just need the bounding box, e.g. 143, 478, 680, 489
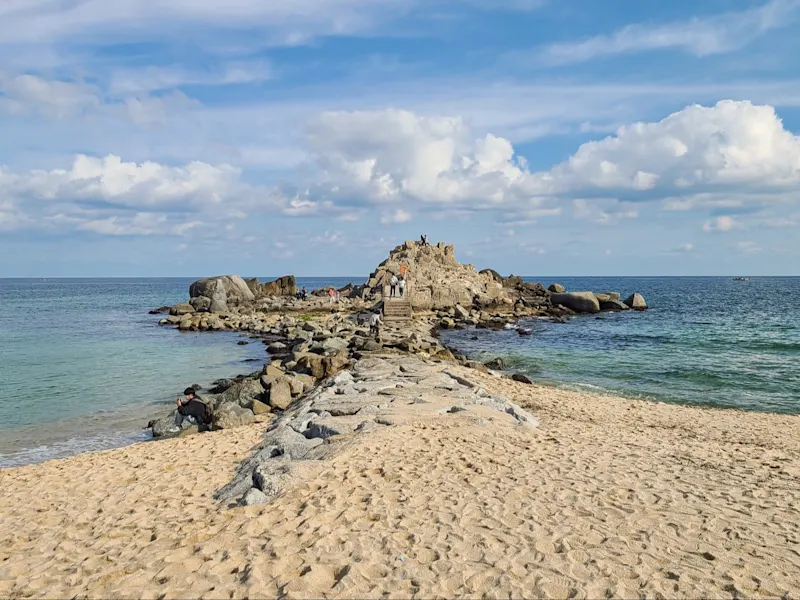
733, 277, 749, 281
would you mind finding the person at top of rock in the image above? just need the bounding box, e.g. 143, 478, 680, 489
398, 277, 406, 297
390, 274, 399, 297
328, 287, 336, 304
170, 388, 212, 433
301, 287, 308, 300
420, 234, 429, 246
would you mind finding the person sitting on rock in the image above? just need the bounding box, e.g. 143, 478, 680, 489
398, 277, 406, 297
170, 388, 212, 433
390, 274, 399, 297
369, 310, 383, 338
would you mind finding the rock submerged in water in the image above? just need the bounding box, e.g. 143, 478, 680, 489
484, 357, 505, 370
624, 293, 648, 310
550, 292, 600, 314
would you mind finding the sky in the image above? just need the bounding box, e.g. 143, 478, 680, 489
1, 0, 800, 277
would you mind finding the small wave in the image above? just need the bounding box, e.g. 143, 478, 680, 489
0, 429, 149, 469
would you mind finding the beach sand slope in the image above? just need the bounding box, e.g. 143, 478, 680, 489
1, 362, 799, 599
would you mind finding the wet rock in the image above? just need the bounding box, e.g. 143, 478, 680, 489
484, 357, 505, 370
550, 292, 600, 314
148, 306, 171, 314
624, 293, 648, 310
511, 373, 533, 385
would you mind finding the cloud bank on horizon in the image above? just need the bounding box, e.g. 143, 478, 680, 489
1, 0, 799, 276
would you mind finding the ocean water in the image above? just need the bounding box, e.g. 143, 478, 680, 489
3, 276, 799, 468
441, 277, 800, 414
0, 277, 358, 468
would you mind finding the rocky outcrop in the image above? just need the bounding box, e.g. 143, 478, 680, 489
479, 269, 503, 282
548, 283, 566, 293
215, 354, 540, 506
362, 241, 507, 310
246, 275, 297, 298
551, 292, 601, 314
624, 293, 648, 310
189, 275, 255, 313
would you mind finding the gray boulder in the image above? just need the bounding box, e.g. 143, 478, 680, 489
322, 337, 349, 353
190, 296, 211, 312
548, 283, 566, 293
267, 377, 293, 410
624, 293, 648, 310
484, 357, 505, 370
217, 379, 264, 409
242, 487, 269, 506
550, 292, 600, 314
599, 299, 629, 311
212, 404, 255, 430
150, 413, 178, 438
454, 304, 470, 320
169, 303, 195, 316
189, 275, 255, 313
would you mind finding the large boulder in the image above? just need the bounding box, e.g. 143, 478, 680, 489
189, 275, 255, 313
266, 377, 293, 410
624, 293, 648, 310
550, 292, 600, 314
548, 283, 566, 293
216, 379, 265, 409
212, 404, 255, 430
190, 296, 211, 312
247, 275, 297, 298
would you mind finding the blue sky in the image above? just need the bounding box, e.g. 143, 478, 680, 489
1, 0, 800, 277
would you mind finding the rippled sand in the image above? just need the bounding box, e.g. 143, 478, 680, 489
2, 371, 799, 599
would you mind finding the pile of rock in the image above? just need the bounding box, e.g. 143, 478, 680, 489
547, 285, 648, 314
361, 240, 509, 310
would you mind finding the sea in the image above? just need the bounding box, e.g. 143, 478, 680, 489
1, 276, 798, 468
0, 277, 356, 468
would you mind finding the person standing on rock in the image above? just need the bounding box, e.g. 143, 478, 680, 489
398, 277, 406, 297
369, 310, 383, 339
390, 274, 399, 298
328, 287, 336, 305
170, 388, 212, 433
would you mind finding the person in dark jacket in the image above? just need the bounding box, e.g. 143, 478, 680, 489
172, 387, 212, 431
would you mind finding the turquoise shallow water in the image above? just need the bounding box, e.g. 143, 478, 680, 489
0, 277, 357, 467
3, 276, 799, 467
440, 277, 800, 414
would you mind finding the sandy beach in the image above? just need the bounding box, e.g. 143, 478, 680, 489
2, 366, 799, 599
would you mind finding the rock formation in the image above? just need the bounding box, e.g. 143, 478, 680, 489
246, 275, 297, 298
362, 240, 508, 310
189, 275, 255, 313
551, 292, 601, 314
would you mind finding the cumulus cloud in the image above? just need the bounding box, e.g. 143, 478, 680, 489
0, 153, 286, 236
534, 0, 800, 66
303, 108, 545, 209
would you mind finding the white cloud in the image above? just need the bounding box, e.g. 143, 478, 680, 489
380, 209, 412, 224
109, 63, 273, 95
0, 73, 99, 118
681, 243, 693, 252
703, 215, 743, 232
572, 198, 637, 224
546, 100, 800, 196
304, 108, 543, 209
535, 0, 800, 66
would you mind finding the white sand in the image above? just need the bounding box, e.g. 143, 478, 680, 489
2, 370, 799, 599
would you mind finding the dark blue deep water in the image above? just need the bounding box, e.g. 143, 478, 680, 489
441, 277, 800, 415
0, 277, 357, 467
